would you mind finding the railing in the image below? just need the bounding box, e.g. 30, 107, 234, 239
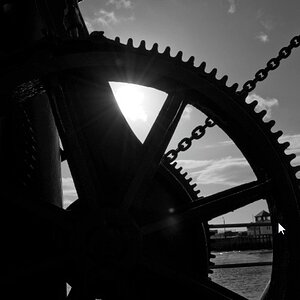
209, 222, 273, 269
209, 222, 271, 228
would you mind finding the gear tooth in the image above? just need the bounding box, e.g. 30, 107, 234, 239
293, 165, 300, 174
127, 38, 134, 47
280, 141, 290, 151
187, 56, 195, 66
151, 43, 159, 53
89, 31, 105, 39
187, 177, 192, 183
191, 183, 197, 189
182, 171, 188, 177
209, 68, 217, 78
196, 190, 202, 197
171, 161, 178, 167
219, 75, 228, 85
163, 46, 171, 56
265, 119, 276, 130
286, 153, 296, 162
138, 40, 146, 50
177, 166, 183, 172
273, 130, 283, 139
197, 62, 206, 73
248, 100, 258, 110
257, 110, 267, 119
175, 51, 183, 60
229, 83, 239, 92
115, 36, 121, 43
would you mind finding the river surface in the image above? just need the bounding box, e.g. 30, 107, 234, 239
210, 250, 273, 299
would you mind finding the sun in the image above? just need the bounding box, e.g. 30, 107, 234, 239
113, 83, 147, 122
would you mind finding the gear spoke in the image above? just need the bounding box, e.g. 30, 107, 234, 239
122, 92, 186, 210
140, 257, 247, 299
141, 180, 271, 235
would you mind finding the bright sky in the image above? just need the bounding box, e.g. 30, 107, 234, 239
62, 0, 300, 226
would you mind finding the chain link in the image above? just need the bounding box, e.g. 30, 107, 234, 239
163, 34, 299, 164
164, 117, 215, 163
241, 34, 300, 94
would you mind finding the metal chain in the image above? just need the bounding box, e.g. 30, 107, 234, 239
240, 34, 300, 94
164, 117, 215, 163
163, 34, 300, 163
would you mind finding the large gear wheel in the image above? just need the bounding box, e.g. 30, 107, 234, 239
1, 29, 300, 300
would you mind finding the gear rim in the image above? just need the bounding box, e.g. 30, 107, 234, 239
1, 32, 300, 299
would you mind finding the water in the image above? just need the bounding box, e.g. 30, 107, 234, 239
67, 250, 272, 298
210, 250, 273, 299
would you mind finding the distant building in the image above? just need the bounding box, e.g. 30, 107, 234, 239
247, 210, 272, 236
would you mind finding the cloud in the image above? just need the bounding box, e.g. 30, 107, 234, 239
227, 0, 236, 14
256, 12, 275, 43
191, 157, 254, 187
107, 0, 133, 9
176, 157, 254, 187
219, 140, 234, 147
95, 9, 119, 26
176, 159, 213, 170
86, 8, 135, 30
246, 93, 278, 120
256, 32, 269, 43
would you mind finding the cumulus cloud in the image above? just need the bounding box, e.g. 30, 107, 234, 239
246, 93, 279, 120
227, 0, 237, 14
107, 0, 133, 9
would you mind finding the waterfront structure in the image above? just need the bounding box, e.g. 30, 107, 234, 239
247, 210, 272, 237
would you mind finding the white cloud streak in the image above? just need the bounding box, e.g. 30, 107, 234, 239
176, 159, 213, 170
176, 157, 254, 187
190, 156, 254, 186
246, 93, 278, 120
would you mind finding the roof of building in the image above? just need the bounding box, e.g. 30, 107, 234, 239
255, 210, 270, 217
